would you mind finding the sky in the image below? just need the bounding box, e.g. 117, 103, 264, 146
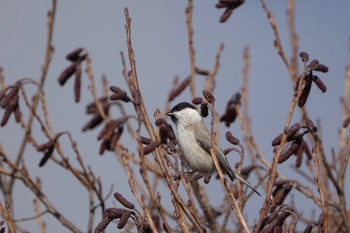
1, 1, 350, 232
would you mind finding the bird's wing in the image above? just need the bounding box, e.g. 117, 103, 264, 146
195, 123, 261, 196
194, 122, 235, 178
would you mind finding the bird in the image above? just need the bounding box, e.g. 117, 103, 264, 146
166, 102, 260, 196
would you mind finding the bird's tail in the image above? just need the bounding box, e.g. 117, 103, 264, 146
231, 171, 261, 196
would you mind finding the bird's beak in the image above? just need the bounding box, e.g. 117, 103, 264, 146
166, 112, 173, 116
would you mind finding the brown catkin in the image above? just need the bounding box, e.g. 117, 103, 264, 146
58, 62, 78, 86
117, 211, 131, 229
66, 48, 84, 62
312, 75, 327, 93
1, 86, 19, 108
74, 63, 81, 102
313, 64, 329, 73
298, 79, 312, 107
168, 77, 190, 101
203, 89, 215, 103
39, 146, 54, 167
192, 97, 203, 105
226, 131, 240, 145
114, 192, 135, 209
299, 51, 309, 62
200, 104, 209, 117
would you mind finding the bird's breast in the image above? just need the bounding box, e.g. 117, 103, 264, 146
177, 128, 214, 174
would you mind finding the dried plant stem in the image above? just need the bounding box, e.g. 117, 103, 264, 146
287, 0, 299, 83
120, 149, 159, 233
124, 8, 205, 232
335, 38, 350, 232
254, 73, 305, 232
239, 46, 265, 183
0, 67, 5, 90
9, 0, 56, 199
260, 0, 294, 82
205, 43, 224, 93
0, 202, 15, 233
86, 54, 108, 120
186, 0, 196, 99
34, 198, 46, 233
312, 140, 328, 232
208, 104, 251, 233
190, 181, 218, 232
0, 153, 82, 233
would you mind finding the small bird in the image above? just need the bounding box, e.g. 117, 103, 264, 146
166, 102, 260, 196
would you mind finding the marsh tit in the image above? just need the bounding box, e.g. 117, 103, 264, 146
166, 102, 260, 196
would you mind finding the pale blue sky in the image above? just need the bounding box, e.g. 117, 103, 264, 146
1, 1, 350, 232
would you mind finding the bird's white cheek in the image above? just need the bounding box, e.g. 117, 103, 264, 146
177, 128, 214, 174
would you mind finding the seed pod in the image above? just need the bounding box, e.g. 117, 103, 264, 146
270, 185, 292, 212
192, 97, 203, 105
37, 140, 55, 152
272, 134, 283, 146
0, 90, 5, 102
219, 6, 234, 23
298, 78, 312, 107
143, 145, 155, 155
1, 85, 19, 108
168, 77, 190, 101
220, 98, 237, 127
307, 59, 319, 69
14, 104, 21, 123
99, 140, 109, 155
97, 120, 119, 140
117, 211, 131, 229
39, 146, 54, 167
306, 119, 317, 133
139, 136, 152, 145
114, 192, 135, 209
226, 131, 239, 145
295, 145, 303, 168
287, 123, 300, 138
215, 2, 227, 8
195, 67, 210, 76
58, 62, 78, 86
200, 103, 209, 117
106, 208, 123, 219
343, 116, 350, 128
82, 114, 103, 131
0, 107, 12, 126
74, 63, 81, 102
272, 124, 300, 146
66, 48, 84, 62
109, 86, 131, 103
131, 89, 141, 106
159, 124, 168, 144
143, 142, 159, 155
313, 64, 329, 73
299, 52, 309, 62
94, 215, 111, 233
279, 140, 302, 163
203, 89, 215, 103
166, 124, 176, 141
109, 127, 123, 150
312, 75, 327, 93
155, 118, 166, 126
86, 97, 109, 114
0, 96, 18, 126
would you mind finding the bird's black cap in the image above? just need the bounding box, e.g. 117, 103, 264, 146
167, 102, 196, 123
169, 102, 196, 113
